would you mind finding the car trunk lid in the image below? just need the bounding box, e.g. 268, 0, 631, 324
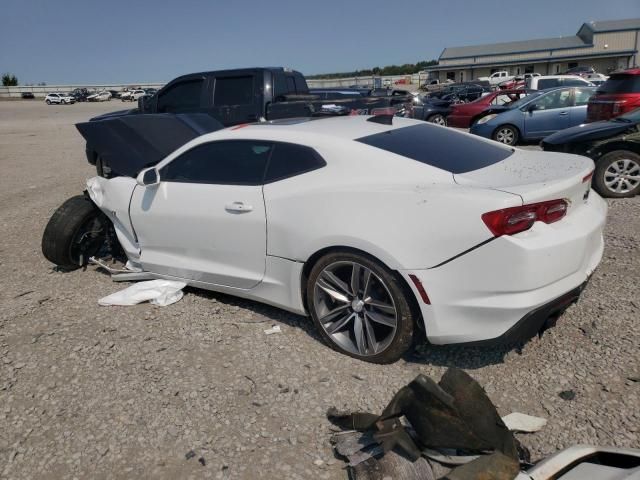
453, 149, 595, 212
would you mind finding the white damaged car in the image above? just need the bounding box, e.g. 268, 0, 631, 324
42, 115, 607, 363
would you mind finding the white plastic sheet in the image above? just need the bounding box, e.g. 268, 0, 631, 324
98, 280, 187, 307
501, 412, 547, 433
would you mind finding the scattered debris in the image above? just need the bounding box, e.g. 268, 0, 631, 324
558, 390, 576, 401
98, 279, 187, 306
328, 368, 525, 480
185, 450, 196, 460
13, 290, 34, 299
501, 413, 547, 433
198, 456, 206, 466
263, 325, 281, 335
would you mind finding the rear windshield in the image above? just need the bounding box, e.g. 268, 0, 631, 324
356, 123, 512, 173
597, 74, 640, 94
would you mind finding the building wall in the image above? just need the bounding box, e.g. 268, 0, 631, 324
439, 30, 637, 68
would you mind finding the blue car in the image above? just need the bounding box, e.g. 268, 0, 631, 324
470, 87, 596, 146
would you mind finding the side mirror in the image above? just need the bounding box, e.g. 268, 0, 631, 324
136, 167, 160, 187
527, 103, 540, 112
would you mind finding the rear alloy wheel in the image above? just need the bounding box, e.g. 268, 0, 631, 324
428, 114, 446, 126
493, 125, 519, 146
307, 252, 415, 363
594, 150, 640, 198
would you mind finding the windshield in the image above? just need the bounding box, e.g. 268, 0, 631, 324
507, 91, 544, 109
597, 74, 640, 94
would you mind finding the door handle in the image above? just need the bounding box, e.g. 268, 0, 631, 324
225, 201, 253, 213
559, 111, 569, 115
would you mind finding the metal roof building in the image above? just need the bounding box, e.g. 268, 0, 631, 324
425, 18, 640, 83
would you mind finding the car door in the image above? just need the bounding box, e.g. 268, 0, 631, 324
568, 87, 594, 126
156, 77, 207, 114
523, 89, 573, 139
212, 74, 260, 126
129, 140, 272, 289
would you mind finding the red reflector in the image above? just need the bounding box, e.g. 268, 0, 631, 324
409, 274, 431, 305
482, 199, 568, 237
582, 171, 594, 183
230, 123, 249, 130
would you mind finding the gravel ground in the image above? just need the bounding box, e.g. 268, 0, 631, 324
1, 100, 638, 480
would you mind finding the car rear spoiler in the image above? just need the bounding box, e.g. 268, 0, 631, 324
76, 113, 223, 178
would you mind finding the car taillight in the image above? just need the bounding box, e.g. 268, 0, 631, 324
612, 101, 624, 116
481, 199, 568, 237
371, 107, 397, 116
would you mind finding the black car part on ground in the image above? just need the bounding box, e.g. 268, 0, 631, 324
328, 368, 526, 480
77, 113, 224, 178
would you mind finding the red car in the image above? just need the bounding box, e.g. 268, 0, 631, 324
587, 68, 640, 122
447, 89, 528, 128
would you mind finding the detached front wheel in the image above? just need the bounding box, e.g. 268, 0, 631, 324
42, 195, 108, 270
307, 252, 415, 363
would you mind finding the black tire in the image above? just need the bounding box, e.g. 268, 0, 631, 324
42, 195, 108, 270
306, 251, 415, 364
492, 124, 519, 146
427, 113, 447, 126
593, 150, 640, 198
46, 99, 51, 105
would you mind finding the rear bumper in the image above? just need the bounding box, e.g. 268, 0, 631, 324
447, 114, 471, 129
401, 192, 607, 345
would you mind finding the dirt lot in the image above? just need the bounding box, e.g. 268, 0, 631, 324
0, 100, 639, 479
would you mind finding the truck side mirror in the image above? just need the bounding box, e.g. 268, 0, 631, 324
136, 167, 160, 187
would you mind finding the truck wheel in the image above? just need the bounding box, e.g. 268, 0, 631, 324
42, 195, 108, 270
593, 150, 640, 198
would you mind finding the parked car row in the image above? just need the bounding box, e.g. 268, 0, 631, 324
41, 87, 159, 105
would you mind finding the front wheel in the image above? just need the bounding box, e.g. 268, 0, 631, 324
427, 113, 446, 126
493, 125, 519, 146
46, 99, 51, 105
593, 150, 640, 198
42, 195, 108, 270
307, 252, 415, 363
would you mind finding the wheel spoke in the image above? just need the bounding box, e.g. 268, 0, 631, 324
316, 278, 350, 303
319, 304, 350, 323
362, 269, 372, 298
353, 315, 367, 355
350, 264, 361, 297
365, 310, 396, 328
365, 298, 395, 314
363, 316, 378, 354
321, 270, 352, 298
325, 312, 356, 335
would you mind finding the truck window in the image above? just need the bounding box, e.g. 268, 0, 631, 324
214, 76, 254, 106
286, 77, 296, 94
273, 74, 289, 100
157, 79, 204, 113
293, 75, 308, 93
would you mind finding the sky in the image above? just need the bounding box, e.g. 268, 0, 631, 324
1, 0, 639, 85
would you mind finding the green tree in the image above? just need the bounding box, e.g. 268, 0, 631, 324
2, 73, 18, 86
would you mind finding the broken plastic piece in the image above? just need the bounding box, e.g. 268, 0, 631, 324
264, 325, 281, 335
501, 413, 547, 433
98, 279, 187, 306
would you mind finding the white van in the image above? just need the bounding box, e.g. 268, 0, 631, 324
526, 75, 594, 90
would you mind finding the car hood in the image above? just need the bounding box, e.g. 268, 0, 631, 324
76, 113, 224, 177
543, 119, 639, 145
89, 108, 139, 122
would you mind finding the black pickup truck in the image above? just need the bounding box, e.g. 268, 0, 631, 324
85, 67, 412, 177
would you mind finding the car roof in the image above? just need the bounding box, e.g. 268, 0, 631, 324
211, 115, 428, 142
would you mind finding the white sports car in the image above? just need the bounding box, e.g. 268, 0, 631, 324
42, 115, 606, 363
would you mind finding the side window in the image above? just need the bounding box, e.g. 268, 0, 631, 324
563, 78, 586, 87
157, 79, 204, 113
573, 88, 594, 106
161, 141, 273, 185
264, 143, 326, 183
273, 74, 288, 100
213, 76, 254, 106
537, 79, 560, 90
293, 75, 307, 93
286, 76, 296, 94
534, 89, 573, 110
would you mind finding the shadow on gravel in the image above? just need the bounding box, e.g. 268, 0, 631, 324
185, 287, 322, 339
402, 344, 513, 370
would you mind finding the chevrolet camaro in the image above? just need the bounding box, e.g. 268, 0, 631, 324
42, 115, 607, 363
